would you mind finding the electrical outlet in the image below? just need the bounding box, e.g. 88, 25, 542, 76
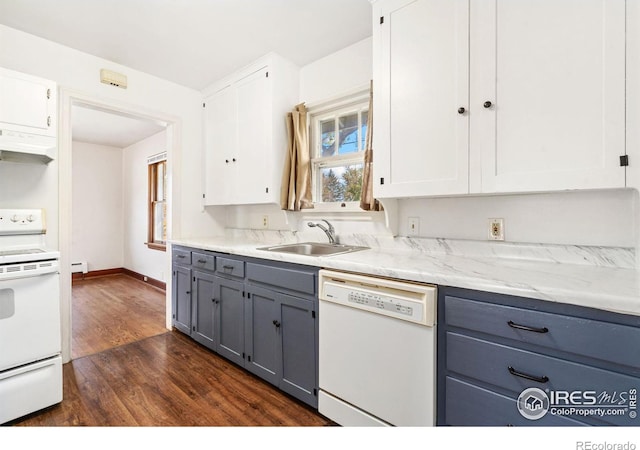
488, 218, 504, 241
262, 215, 269, 229
408, 217, 420, 236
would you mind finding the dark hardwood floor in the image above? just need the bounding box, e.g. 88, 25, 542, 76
71, 274, 168, 359
11, 274, 332, 427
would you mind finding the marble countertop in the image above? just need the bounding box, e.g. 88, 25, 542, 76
171, 234, 640, 318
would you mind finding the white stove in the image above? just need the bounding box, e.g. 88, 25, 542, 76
0, 208, 62, 424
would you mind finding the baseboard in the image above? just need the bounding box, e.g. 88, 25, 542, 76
72, 267, 166, 291
122, 268, 166, 291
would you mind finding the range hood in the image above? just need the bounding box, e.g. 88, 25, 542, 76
0, 129, 56, 164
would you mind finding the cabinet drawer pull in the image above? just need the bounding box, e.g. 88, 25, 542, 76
222, 265, 234, 271
508, 366, 549, 384
483, 100, 493, 108
197, 259, 207, 264
177, 254, 186, 259
507, 320, 548, 333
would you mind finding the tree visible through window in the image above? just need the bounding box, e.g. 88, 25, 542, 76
148, 158, 167, 251
311, 99, 368, 204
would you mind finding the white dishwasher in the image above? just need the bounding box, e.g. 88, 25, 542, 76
318, 269, 437, 427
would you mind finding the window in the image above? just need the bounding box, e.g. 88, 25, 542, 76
310, 95, 369, 206
147, 153, 167, 251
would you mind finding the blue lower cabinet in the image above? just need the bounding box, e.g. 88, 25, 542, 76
438, 287, 640, 426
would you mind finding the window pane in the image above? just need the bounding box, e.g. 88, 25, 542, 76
319, 164, 363, 202
361, 110, 369, 150
155, 162, 165, 202
338, 113, 359, 155
320, 119, 336, 157
153, 201, 166, 243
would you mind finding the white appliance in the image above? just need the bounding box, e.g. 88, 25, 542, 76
318, 269, 437, 426
0, 209, 62, 424
0, 129, 57, 164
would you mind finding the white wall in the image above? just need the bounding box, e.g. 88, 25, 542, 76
398, 189, 638, 247
123, 131, 168, 282
71, 141, 124, 271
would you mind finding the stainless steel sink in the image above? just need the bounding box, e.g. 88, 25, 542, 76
257, 242, 369, 257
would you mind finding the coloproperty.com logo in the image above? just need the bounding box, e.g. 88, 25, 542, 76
517, 387, 638, 421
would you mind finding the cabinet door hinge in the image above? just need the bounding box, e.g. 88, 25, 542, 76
620, 155, 629, 167
380, 16, 384, 25
46, 88, 51, 99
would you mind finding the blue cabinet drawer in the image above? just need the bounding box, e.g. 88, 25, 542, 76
191, 252, 215, 272
172, 248, 191, 265
445, 295, 640, 370
446, 377, 587, 426
246, 262, 316, 297
447, 332, 640, 426
216, 256, 245, 279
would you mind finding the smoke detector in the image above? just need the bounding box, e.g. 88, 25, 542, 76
100, 69, 127, 89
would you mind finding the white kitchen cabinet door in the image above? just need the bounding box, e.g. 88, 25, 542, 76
204, 84, 236, 205
235, 68, 271, 204
373, 0, 470, 198
0, 67, 56, 137
202, 53, 298, 206
471, 0, 626, 193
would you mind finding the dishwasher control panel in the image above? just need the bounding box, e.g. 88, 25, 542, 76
319, 270, 436, 326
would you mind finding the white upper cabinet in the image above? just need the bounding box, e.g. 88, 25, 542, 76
373, 0, 627, 198
0, 67, 57, 137
374, 0, 470, 198
202, 54, 299, 206
472, 0, 626, 193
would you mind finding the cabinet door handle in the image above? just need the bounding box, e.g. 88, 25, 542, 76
508, 366, 549, 384
457, 107, 466, 114
483, 101, 493, 108
507, 320, 549, 333
232, 158, 236, 162
272, 320, 281, 328
185, 291, 190, 294
225, 159, 229, 163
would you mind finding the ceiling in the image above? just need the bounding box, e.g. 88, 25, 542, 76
1, 0, 372, 148
0, 0, 373, 91
72, 105, 166, 148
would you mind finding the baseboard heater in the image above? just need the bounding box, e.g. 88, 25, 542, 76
71, 261, 88, 274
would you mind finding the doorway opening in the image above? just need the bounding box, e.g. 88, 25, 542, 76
60, 96, 177, 361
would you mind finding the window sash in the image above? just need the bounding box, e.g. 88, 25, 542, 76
309, 101, 368, 204
148, 160, 167, 250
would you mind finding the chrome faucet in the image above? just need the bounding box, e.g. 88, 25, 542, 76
307, 219, 336, 244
